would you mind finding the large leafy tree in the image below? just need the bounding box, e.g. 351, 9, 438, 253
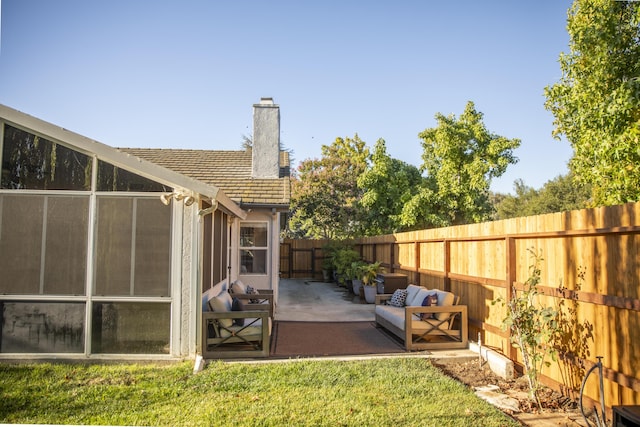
357, 139, 423, 235
544, 0, 640, 205
493, 174, 592, 220
288, 135, 369, 239
400, 101, 520, 228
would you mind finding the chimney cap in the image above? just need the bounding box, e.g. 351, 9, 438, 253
259, 97, 274, 105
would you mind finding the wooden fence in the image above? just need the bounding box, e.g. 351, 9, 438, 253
280, 201, 640, 411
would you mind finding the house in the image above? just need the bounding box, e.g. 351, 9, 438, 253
0, 98, 290, 359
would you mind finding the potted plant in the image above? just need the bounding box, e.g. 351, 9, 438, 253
361, 261, 384, 303
346, 261, 366, 296
333, 246, 360, 287
321, 241, 342, 282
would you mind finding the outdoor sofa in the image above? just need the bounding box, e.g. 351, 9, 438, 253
375, 284, 468, 350
201, 280, 273, 358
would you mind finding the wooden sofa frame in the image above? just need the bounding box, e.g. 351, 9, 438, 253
232, 289, 274, 318
201, 285, 274, 359
202, 308, 271, 359
375, 293, 468, 351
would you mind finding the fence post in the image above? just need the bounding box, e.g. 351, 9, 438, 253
390, 241, 395, 273
373, 243, 377, 265
311, 247, 317, 279
414, 241, 421, 286
289, 242, 294, 279
506, 236, 517, 361
443, 239, 451, 292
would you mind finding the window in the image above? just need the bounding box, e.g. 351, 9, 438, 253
0, 302, 85, 353
0, 195, 89, 295
94, 197, 171, 297
97, 160, 169, 192
0, 121, 176, 357
91, 302, 170, 354
239, 222, 268, 275
1, 124, 92, 190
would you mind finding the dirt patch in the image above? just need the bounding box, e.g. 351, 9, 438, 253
433, 359, 586, 426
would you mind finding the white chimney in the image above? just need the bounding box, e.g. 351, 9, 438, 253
252, 97, 280, 179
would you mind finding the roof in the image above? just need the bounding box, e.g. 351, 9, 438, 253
119, 148, 291, 208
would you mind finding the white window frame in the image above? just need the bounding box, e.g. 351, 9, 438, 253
238, 221, 269, 276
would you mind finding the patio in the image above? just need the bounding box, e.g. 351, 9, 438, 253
271, 278, 476, 360
275, 278, 375, 322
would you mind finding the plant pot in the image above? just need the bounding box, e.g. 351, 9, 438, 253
363, 285, 377, 304
322, 269, 331, 282
352, 279, 362, 296
376, 280, 384, 294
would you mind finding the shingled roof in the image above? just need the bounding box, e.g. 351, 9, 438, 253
119, 148, 291, 208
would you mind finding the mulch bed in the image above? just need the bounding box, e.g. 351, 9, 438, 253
270, 321, 405, 358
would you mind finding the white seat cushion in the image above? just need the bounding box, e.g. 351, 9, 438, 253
218, 317, 272, 338
375, 305, 406, 331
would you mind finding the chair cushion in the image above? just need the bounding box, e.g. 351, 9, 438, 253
230, 280, 247, 294
231, 297, 245, 326
389, 289, 408, 307
218, 317, 272, 338
202, 293, 210, 312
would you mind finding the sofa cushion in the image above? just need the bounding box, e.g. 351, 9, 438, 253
202, 293, 210, 312
389, 289, 408, 307
420, 294, 438, 320
208, 291, 233, 328
405, 284, 423, 306
231, 297, 245, 326
432, 289, 454, 306
433, 289, 456, 321
408, 288, 432, 307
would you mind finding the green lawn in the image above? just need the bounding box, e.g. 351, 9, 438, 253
0, 358, 518, 426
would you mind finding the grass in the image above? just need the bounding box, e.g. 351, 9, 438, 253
0, 358, 519, 426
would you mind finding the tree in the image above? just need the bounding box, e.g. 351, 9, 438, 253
288, 135, 369, 239
357, 139, 423, 235
544, 0, 640, 206
493, 179, 540, 219
400, 101, 520, 228
493, 174, 591, 220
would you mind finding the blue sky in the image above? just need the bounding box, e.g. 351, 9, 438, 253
0, 0, 575, 194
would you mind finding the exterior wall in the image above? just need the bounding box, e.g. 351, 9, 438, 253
177, 203, 198, 358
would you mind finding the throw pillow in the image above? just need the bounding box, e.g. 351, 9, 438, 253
231, 297, 245, 326
420, 294, 438, 320
246, 285, 260, 303
389, 289, 408, 307
208, 291, 233, 328
230, 281, 247, 295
